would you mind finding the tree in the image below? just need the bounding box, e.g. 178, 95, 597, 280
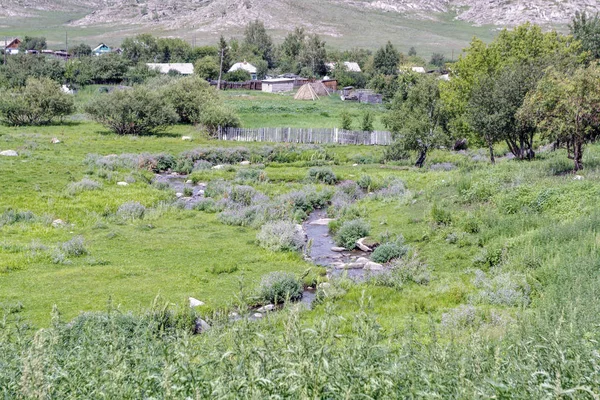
467, 62, 543, 163
157, 38, 193, 63
85, 87, 178, 135
373, 41, 400, 75
194, 56, 220, 80
163, 76, 219, 124
22, 36, 47, 51
244, 20, 274, 67
70, 44, 92, 57
224, 69, 251, 82
121, 34, 159, 63
217, 36, 231, 73
299, 34, 327, 77
408, 47, 417, 57
383, 75, 448, 167
570, 12, 600, 60
340, 111, 353, 130
519, 64, 600, 171
0, 77, 74, 126
430, 53, 445, 68
0, 55, 64, 88
361, 111, 374, 132
279, 27, 305, 73
88, 54, 129, 84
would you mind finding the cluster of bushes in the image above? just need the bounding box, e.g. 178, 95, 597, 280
257, 221, 305, 252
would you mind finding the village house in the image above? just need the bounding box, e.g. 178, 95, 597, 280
228, 61, 258, 80
325, 61, 362, 73
262, 78, 294, 93
92, 43, 111, 56
146, 63, 194, 75
1, 38, 21, 55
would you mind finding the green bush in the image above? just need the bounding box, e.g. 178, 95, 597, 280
163, 75, 220, 124
307, 167, 337, 184
257, 221, 305, 252
371, 241, 408, 264
85, 86, 178, 135
0, 77, 74, 126
258, 271, 303, 304
335, 219, 370, 249
431, 203, 452, 225
357, 175, 373, 191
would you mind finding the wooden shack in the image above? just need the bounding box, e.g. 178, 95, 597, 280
321, 79, 338, 92
262, 78, 295, 93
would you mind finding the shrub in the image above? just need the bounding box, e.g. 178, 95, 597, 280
193, 198, 220, 213
471, 269, 530, 307
430, 162, 456, 171
236, 168, 267, 183
193, 160, 213, 171
393, 255, 432, 285
307, 167, 337, 184
257, 221, 305, 252
0, 209, 36, 226
0, 77, 74, 126
61, 236, 88, 257
85, 86, 178, 135
371, 241, 408, 264
374, 178, 407, 200
163, 75, 219, 124
335, 219, 370, 249
357, 175, 373, 191
441, 305, 480, 330
229, 185, 258, 206
258, 271, 303, 304
67, 178, 102, 195
431, 203, 452, 225
200, 105, 241, 137
117, 201, 146, 220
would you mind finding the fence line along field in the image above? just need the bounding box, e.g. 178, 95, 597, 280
218, 126, 393, 145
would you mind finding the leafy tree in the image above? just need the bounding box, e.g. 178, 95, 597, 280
22, 36, 47, 51
254, 59, 268, 80
217, 36, 231, 73
279, 27, 305, 73
88, 54, 130, 84
163, 76, 219, 124
124, 63, 160, 85
194, 56, 220, 80
224, 69, 251, 82
368, 73, 399, 101
340, 111, 353, 130
519, 63, 600, 171
200, 104, 241, 137
157, 38, 193, 63
570, 12, 600, 60
384, 75, 448, 167
361, 111, 374, 132
122, 34, 159, 63
244, 20, 274, 67
467, 62, 543, 163
430, 53, 445, 68
190, 45, 219, 62
0, 55, 64, 88
299, 34, 327, 77
0, 77, 74, 126
70, 43, 92, 57
408, 47, 417, 57
65, 58, 94, 87
373, 41, 400, 75
85, 87, 178, 135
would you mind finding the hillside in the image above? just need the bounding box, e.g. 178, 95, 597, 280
1, 0, 599, 54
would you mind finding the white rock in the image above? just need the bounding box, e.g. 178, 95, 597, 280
309, 218, 335, 226
189, 297, 205, 307
574, 175, 584, 181
194, 318, 210, 334
331, 247, 346, 252
212, 165, 224, 170
0, 150, 18, 157
339, 262, 365, 269
52, 219, 66, 227
182, 136, 192, 141
364, 262, 384, 271
185, 180, 193, 184
257, 304, 275, 312
176, 192, 184, 198
356, 238, 373, 252
317, 282, 331, 290
51, 138, 61, 144
229, 312, 239, 318
355, 257, 371, 265
240, 160, 251, 166
117, 181, 128, 186
353, 163, 359, 167
253, 313, 264, 318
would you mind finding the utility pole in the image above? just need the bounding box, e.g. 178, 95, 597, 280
65, 31, 68, 56
3, 37, 6, 65
217, 48, 224, 91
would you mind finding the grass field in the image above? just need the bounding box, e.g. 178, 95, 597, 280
2, 88, 600, 396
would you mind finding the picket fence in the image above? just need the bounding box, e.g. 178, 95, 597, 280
217, 127, 393, 146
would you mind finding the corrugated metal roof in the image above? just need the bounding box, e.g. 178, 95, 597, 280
147, 63, 194, 75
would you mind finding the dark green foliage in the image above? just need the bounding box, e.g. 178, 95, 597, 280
408, 46, 417, 56
430, 52, 445, 67
431, 203, 452, 225
340, 110, 353, 130
335, 219, 370, 249
70, 43, 92, 57
22, 36, 47, 51
0, 78, 75, 126
570, 11, 600, 60
224, 69, 251, 82
361, 110, 374, 132
0, 55, 64, 88
307, 167, 337, 184
258, 271, 303, 304
371, 241, 408, 263
194, 56, 220, 80
373, 41, 400, 75
244, 20, 275, 67
85, 87, 178, 135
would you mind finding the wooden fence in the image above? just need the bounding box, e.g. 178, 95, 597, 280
217, 127, 393, 145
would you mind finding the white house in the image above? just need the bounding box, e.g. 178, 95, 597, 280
262, 78, 294, 93
228, 61, 258, 80
325, 61, 362, 73
92, 43, 111, 56
146, 63, 194, 75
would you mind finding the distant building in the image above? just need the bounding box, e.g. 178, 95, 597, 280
262, 78, 295, 93
325, 61, 362, 73
411, 66, 426, 73
228, 61, 258, 80
146, 63, 194, 75
1, 38, 21, 55
92, 43, 111, 56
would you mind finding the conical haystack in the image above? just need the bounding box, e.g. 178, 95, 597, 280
295, 83, 320, 101
311, 81, 331, 96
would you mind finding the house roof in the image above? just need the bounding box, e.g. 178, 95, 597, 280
147, 63, 194, 75
325, 61, 361, 72
411, 66, 426, 73
228, 61, 257, 74
93, 43, 111, 52
1, 38, 20, 50
262, 78, 295, 83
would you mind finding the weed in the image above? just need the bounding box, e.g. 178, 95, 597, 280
257, 271, 303, 304
257, 221, 305, 252
335, 219, 370, 249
